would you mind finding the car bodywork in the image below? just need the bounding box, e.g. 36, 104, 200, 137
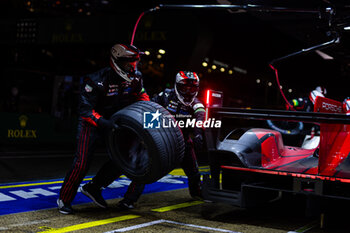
202, 93, 350, 208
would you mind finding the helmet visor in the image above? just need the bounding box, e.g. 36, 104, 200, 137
118, 59, 138, 74
177, 83, 199, 96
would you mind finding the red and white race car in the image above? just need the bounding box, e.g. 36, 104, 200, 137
203, 91, 350, 209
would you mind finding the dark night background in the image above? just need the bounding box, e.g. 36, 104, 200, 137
1, 0, 350, 149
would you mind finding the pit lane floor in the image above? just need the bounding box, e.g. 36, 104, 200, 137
1, 153, 350, 233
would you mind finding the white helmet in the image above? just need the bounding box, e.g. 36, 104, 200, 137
343, 97, 350, 115
309, 86, 326, 104
110, 44, 142, 82
174, 71, 200, 106
315, 86, 327, 96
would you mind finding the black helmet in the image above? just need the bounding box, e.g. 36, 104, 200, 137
110, 44, 143, 82
174, 71, 200, 106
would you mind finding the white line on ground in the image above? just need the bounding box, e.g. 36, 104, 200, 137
10, 219, 50, 227
104, 219, 241, 233
287, 220, 318, 233
104, 219, 163, 232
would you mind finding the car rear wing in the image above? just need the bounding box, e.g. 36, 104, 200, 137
208, 106, 350, 125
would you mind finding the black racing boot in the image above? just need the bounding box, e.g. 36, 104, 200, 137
81, 181, 108, 208
117, 198, 135, 210
57, 199, 74, 214
188, 176, 203, 200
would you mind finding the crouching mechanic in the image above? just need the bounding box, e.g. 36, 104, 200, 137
82, 71, 206, 210
285, 86, 327, 139
57, 43, 150, 214
343, 97, 350, 115
286, 86, 327, 112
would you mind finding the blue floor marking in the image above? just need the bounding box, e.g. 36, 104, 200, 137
0, 174, 188, 216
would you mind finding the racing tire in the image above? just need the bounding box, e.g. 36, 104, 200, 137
107, 101, 185, 184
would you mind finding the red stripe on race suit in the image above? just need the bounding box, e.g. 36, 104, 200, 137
68, 124, 90, 202
65, 124, 88, 202
81, 117, 98, 127
61, 123, 89, 202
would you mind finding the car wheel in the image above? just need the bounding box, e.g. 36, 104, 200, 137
107, 101, 185, 184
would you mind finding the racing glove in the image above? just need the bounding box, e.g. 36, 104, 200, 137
130, 76, 143, 93
127, 70, 143, 93
97, 117, 116, 130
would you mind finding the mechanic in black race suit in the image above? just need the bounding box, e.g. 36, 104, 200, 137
82, 71, 206, 210
57, 43, 150, 214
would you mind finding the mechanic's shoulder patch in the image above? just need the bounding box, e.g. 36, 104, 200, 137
193, 103, 205, 111
85, 84, 93, 92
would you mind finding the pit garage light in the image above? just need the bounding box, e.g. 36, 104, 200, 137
268, 82, 272, 86
256, 79, 261, 83
202, 62, 208, 67
220, 67, 225, 72
315, 50, 334, 60
212, 65, 217, 70
158, 49, 166, 54
233, 66, 247, 74
157, 54, 162, 59
228, 69, 233, 75
144, 51, 150, 55
206, 89, 211, 106
213, 59, 229, 68
205, 89, 211, 121
17, 19, 37, 42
